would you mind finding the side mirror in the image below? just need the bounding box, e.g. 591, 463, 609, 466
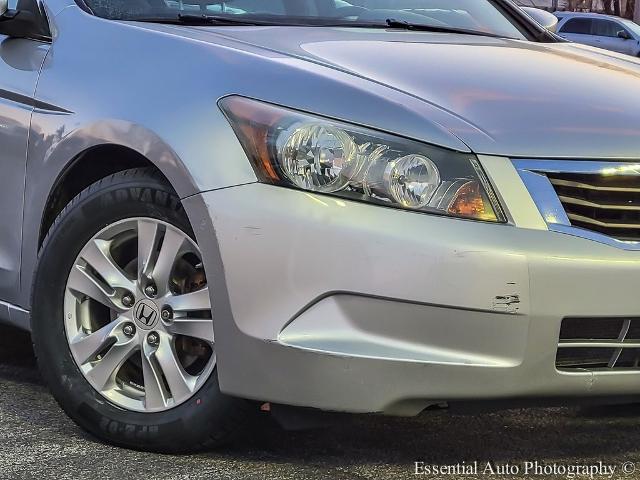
0, 0, 49, 41
521, 7, 559, 34
617, 30, 632, 40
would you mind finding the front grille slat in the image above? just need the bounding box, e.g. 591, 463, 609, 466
557, 317, 640, 371
558, 341, 640, 348
566, 213, 640, 230
549, 177, 640, 193
546, 172, 640, 242
559, 195, 640, 211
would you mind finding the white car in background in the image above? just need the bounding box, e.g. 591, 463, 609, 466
555, 11, 640, 56
515, 0, 569, 10
515, 0, 553, 9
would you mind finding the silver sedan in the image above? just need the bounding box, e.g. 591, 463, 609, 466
0, 0, 639, 453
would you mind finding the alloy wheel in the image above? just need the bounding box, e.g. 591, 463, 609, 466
63, 218, 215, 412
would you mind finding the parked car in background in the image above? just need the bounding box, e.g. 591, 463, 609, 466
514, 0, 553, 10
556, 11, 640, 56
514, 0, 569, 10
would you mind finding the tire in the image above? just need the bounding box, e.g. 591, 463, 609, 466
31, 168, 252, 453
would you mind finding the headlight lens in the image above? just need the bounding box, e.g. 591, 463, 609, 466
220, 96, 505, 222
278, 122, 359, 192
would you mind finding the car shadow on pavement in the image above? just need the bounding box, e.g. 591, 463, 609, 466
1, 324, 640, 471
217, 405, 640, 469
0, 325, 39, 384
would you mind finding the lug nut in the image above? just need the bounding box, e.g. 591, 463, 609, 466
147, 332, 160, 346
123, 323, 136, 338
161, 308, 173, 321
144, 285, 157, 298
122, 294, 135, 308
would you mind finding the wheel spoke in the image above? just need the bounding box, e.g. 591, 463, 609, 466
69, 318, 123, 365
137, 219, 162, 280
165, 287, 211, 312
85, 340, 138, 390
153, 336, 196, 400
166, 318, 214, 343
80, 239, 136, 293
67, 264, 125, 312
141, 350, 170, 409
152, 228, 187, 296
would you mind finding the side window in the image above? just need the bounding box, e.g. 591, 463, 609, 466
592, 19, 624, 37
560, 18, 593, 35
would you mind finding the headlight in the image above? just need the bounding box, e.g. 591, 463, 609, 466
220, 96, 505, 222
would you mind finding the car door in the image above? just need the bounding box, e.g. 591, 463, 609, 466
591, 18, 633, 55
557, 18, 597, 47
0, 0, 49, 305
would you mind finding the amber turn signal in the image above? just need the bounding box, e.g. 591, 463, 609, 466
448, 181, 498, 221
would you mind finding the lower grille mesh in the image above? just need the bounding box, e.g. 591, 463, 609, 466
556, 348, 617, 369
546, 172, 640, 242
557, 317, 640, 371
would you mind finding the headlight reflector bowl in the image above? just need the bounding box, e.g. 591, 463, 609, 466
383, 154, 440, 208
277, 123, 359, 193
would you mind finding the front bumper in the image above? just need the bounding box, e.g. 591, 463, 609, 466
183, 155, 640, 415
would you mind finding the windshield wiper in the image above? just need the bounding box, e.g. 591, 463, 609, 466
178, 13, 272, 26
126, 13, 276, 27
124, 14, 508, 36
383, 18, 504, 38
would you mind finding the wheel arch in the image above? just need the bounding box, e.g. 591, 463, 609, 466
37, 144, 167, 249
20, 119, 203, 310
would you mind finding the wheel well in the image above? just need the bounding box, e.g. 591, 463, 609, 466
39, 144, 166, 248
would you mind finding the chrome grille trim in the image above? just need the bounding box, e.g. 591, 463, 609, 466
513, 159, 640, 250
550, 177, 640, 193
566, 213, 640, 230
559, 195, 640, 211
558, 341, 640, 349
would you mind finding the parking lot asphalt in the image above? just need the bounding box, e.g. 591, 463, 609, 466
0, 324, 639, 480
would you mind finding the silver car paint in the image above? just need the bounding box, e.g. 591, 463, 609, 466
3, 1, 640, 412
0, 38, 47, 307
186, 176, 640, 414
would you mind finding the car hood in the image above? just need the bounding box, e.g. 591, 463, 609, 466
138, 24, 640, 158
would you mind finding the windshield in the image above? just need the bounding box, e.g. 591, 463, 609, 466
82, 0, 527, 39
621, 18, 640, 37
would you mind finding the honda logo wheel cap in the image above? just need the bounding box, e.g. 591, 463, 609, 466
133, 299, 160, 329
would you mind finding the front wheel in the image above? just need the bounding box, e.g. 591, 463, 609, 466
32, 168, 251, 452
